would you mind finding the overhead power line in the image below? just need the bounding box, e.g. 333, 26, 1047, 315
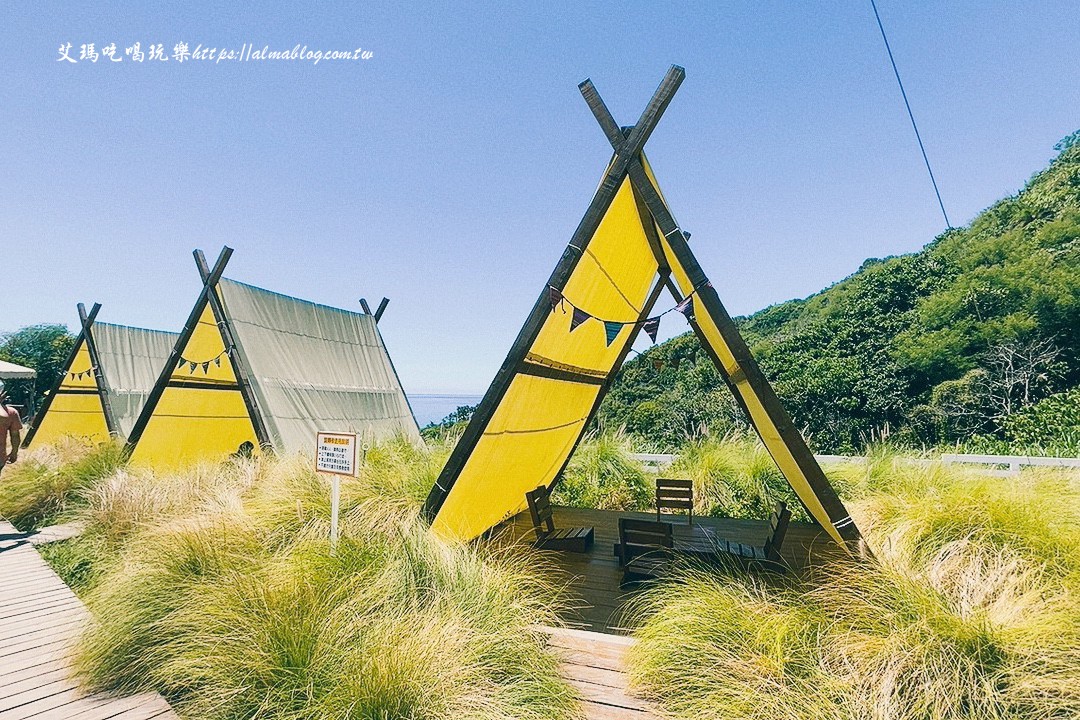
869, 0, 951, 229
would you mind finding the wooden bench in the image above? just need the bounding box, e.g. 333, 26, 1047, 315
702, 501, 791, 571
616, 518, 674, 583
656, 477, 693, 524
525, 486, 594, 552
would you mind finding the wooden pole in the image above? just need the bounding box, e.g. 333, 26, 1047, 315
21, 303, 102, 448
125, 248, 234, 453
423, 65, 686, 523
581, 80, 866, 553
78, 303, 120, 439
193, 249, 273, 450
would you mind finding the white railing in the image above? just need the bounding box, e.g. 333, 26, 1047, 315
630, 452, 1080, 477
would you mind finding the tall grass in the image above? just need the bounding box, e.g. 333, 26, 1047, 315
77, 499, 577, 719
7, 435, 580, 720
671, 432, 811, 521
0, 437, 126, 530
627, 463, 1080, 720
626, 572, 840, 719
552, 430, 651, 510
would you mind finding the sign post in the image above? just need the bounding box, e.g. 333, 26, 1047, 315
315, 431, 358, 552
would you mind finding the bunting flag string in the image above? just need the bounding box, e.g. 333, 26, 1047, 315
67, 367, 95, 381
548, 281, 711, 346
176, 349, 227, 375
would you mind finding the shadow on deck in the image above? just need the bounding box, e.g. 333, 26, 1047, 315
490, 506, 846, 635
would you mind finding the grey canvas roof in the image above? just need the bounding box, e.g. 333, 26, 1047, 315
93, 323, 179, 438
216, 277, 420, 453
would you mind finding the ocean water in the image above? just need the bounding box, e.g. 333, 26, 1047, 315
408, 394, 483, 427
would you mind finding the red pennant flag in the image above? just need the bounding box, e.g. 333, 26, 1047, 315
643, 316, 661, 344
569, 307, 590, 332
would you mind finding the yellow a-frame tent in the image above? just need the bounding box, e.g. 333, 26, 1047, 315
126, 247, 420, 469
22, 303, 177, 448
424, 67, 865, 552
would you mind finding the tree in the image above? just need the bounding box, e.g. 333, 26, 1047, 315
977, 338, 1063, 423
0, 325, 75, 417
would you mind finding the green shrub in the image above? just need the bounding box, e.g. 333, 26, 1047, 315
671, 433, 811, 521
0, 438, 125, 530
552, 431, 651, 510
626, 572, 837, 719
628, 464, 1080, 720
65, 444, 578, 720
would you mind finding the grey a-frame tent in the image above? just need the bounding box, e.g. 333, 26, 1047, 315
126, 247, 420, 468
22, 303, 178, 448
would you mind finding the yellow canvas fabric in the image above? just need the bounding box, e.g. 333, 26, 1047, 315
28, 339, 110, 446
431, 178, 659, 540
431, 374, 599, 539
128, 299, 259, 469
637, 154, 844, 545
657, 228, 842, 544
430, 148, 856, 547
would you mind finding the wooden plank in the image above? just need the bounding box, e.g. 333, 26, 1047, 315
0, 659, 71, 696
537, 626, 660, 719
0, 520, 178, 720
496, 505, 839, 634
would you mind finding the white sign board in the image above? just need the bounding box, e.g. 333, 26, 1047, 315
315, 431, 358, 477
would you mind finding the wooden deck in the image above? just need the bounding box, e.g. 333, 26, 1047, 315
496, 506, 845, 634
0, 520, 178, 720
541, 627, 659, 719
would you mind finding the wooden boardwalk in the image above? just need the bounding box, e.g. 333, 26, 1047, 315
541, 627, 659, 720
497, 506, 845, 634
0, 520, 178, 720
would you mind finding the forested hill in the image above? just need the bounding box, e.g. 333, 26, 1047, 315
599, 133, 1080, 453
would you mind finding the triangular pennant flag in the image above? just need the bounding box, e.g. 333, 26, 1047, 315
676, 297, 695, 321
548, 286, 565, 313
671, 358, 681, 371
178, 357, 186, 369
569, 307, 590, 332
215, 356, 222, 367
643, 316, 661, 344
652, 359, 664, 370
202, 362, 210, 374
603, 321, 622, 346
189, 362, 197, 374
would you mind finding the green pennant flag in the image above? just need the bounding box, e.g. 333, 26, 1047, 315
603, 321, 622, 346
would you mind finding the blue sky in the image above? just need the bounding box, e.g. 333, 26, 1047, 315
3, 2, 1078, 393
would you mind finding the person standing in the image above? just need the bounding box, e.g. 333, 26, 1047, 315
0, 382, 23, 476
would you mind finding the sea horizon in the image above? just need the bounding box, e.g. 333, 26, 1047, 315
407, 393, 483, 427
